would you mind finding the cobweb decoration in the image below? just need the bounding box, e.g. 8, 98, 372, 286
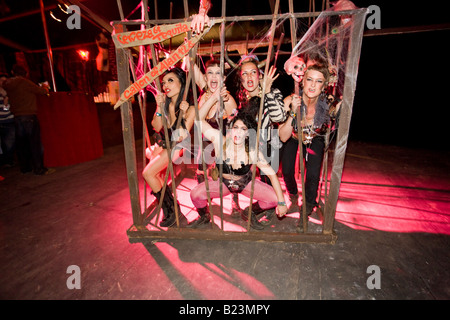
289, 6, 368, 101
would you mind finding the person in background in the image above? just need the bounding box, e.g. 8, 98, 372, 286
189, 59, 237, 178
3, 65, 52, 175
0, 73, 15, 168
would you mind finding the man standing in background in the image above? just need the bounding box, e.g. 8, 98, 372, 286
3, 65, 53, 175
0, 73, 15, 169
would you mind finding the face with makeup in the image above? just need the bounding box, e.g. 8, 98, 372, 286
230, 119, 249, 145
240, 61, 261, 95
161, 71, 182, 99
205, 64, 222, 93
302, 69, 326, 99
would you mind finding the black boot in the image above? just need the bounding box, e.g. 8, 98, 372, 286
250, 201, 265, 215
166, 187, 182, 216
248, 201, 274, 220
300, 202, 315, 216
167, 187, 187, 226
196, 171, 205, 184
241, 202, 265, 230
188, 206, 211, 228
252, 201, 276, 226
288, 193, 299, 213
296, 202, 315, 230
230, 193, 242, 217
152, 189, 176, 227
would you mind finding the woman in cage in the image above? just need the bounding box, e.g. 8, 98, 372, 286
278, 54, 307, 209
278, 63, 340, 225
143, 67, 196, 228
190, 58, 237, 180
232, 56, 288, 221
188, 86, 288, 230
235, 57, 287, 158
189, 58, 242, 215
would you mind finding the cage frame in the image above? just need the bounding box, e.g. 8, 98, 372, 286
113, 1, 368, 244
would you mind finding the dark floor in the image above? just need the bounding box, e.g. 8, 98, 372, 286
0, 140, 449, 301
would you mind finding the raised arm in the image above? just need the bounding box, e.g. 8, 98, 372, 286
197, 84, 230, 122
151, 92, 165, 133
191, 0, 211, 34
261, 67, 287, 123
185, 56, 207, 91
265, 88, 287, 123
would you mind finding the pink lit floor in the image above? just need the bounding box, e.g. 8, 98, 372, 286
143, 142, 450, 237
0, 141, 449, 300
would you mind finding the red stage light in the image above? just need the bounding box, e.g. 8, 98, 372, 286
77, 50, 90, 61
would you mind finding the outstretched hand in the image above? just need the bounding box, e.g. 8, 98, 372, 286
261, 66, 280, 94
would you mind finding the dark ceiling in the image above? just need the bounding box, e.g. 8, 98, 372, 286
1, 0, 449, 149
1, 0, 449, 54
0, 0, 279, 53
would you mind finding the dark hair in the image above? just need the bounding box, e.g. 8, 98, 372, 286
235, 58, 261, 105
304, 50, 327, 67
229, 110, 257, 132
227, 111, 258, 153
161, 67, 188, 127
12, 64, 27, 77
237, 95, 261, 121
205, 59, 220, 69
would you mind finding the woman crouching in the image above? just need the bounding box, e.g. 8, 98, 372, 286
189, 86, 288, 230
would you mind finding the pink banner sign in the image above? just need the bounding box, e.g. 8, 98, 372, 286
113, 19, 222, 109
113, 35, 202, 110
112, 22, 191, 48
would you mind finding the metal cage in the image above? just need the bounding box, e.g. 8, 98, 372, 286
113, 0, 367, 244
